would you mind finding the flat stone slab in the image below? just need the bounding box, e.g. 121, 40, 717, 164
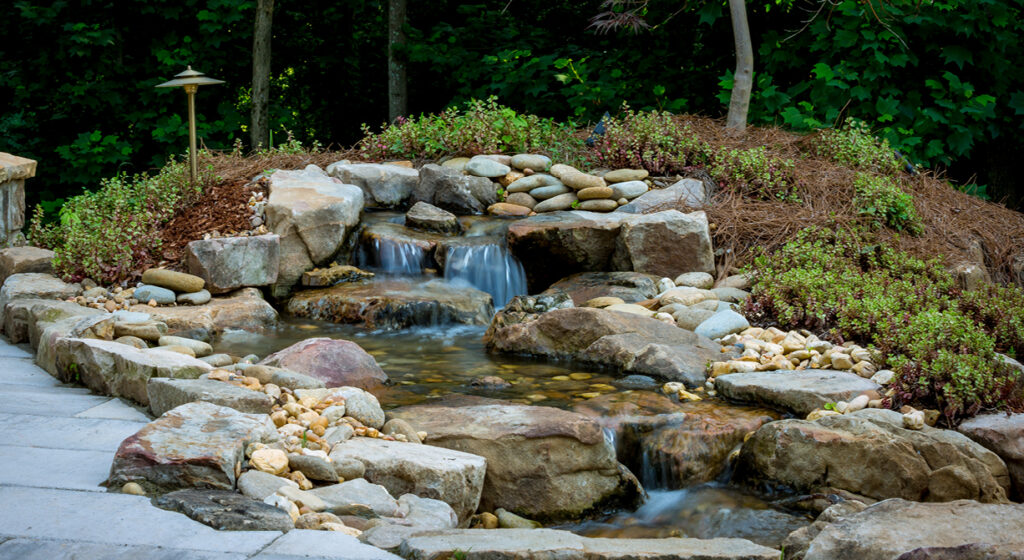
108, 401, 277, 493
804, 499, 1024, 560
714, 369, 880, 415
0, 445, 113, 491
130, 287, 278, 335
0, 246, 54, 286
0, 486, 281, 554
256, 530, 403, 559
0, 413, 146, 451
0, 382, 114, 417
328, 437, 486, 523
155, 489, 294, 532
53, 338, 213, 406
399, 529, 780, 559
147, 377, 274, 417
0, 538, 246, 560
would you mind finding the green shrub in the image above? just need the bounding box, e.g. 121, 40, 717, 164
28, 156, 212, 284
590, 106, 708, 175
710, 146, 799, 202
358, 97, 583, 163
889, 309, 1018, 420
852, 172, 923, 234
813, 118, 903, 175
745, 226, 1022, 422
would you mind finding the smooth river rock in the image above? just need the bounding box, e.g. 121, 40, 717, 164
260, 337, 388, 390
141, 269, 205, 294
390, 395, 642, 522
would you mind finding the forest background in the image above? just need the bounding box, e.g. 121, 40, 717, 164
2, 0, 1022, 215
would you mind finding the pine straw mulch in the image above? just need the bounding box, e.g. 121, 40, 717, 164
150, 119, 1024, 283
649, 115, 1024, 283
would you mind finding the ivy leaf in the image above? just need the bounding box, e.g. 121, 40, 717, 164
941, 46, 973, 70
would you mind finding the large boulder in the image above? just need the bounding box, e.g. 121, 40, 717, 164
540, 271, 661, 305
108, 401, 278, 493
959, 412, 1024, 501
802, 499, 1024, 560
507, 210, 713, 291
33, 311, 110, 374
53, 338, 212, 405
327, 162, 419, 207
0, 246, 53, 286
575, 392, 779, 488
714, 369, 881, 416
399, 529, 780, 560
389, 396, 642, 522
484, 307, 724, 387
259, 337, 388, 390
736, 409, 1011, 504
265, 166, 364, 297
131, 287, 278, 335
147, 377, 275, 417
286, 278, 493, 329
328, 437, 486, 524
412, 164, 497, 215
0, 273, 81, 322
186, 234, 280, 294
617, 177, 709, 213
610, 210, 715, 277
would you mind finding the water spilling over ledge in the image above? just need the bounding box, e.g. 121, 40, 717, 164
443, 244, 527, 308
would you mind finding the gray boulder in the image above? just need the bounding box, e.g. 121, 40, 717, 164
265, 166, 364, 297
736, 409, 1011, 504
0, 246, 54, 286
186, 234, 280, 294
328, 437, 486, 524
326, 162, 419, 207
803, 499, 1024, 560
714, 369, 881, 415
695, 309, 751, 339
405, 201, 461, 235
0, 273, 81, 322
617, 177, 708, 213
412, 164, 496, 215
959, 412, 1024, 501
108, 401, 278, 493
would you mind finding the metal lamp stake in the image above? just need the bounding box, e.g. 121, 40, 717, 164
155, 66, 225, 186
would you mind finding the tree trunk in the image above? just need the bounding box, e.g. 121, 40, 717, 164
251, 0, 274, 150
725, 0, 753, 132
388, 0, 408, 122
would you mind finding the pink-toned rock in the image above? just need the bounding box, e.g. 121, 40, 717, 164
260, 337, 388, 390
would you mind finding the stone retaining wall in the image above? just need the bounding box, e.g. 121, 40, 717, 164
0, 153, 36, 246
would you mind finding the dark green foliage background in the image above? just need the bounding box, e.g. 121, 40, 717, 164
3, 0, 1022, 210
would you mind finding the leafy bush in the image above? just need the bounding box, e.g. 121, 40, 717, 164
590, 106, 708, 175
28, 156, 212, 284
358, 97, 583, 163
813, 118, 903, 175
852, 172, 923, 234
710, 146, 798, 202
888, 309, 1019, 420
745, 226, 1022, 422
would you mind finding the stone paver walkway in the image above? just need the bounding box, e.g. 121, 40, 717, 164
0, 337, 399, 559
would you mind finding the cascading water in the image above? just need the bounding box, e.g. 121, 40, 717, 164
360, 238, 427, 276
443, 243, 527, 308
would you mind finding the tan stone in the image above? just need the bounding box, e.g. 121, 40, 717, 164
582, 296, 625, 309
577, 186, 614, 200
251, 448, 289, 475
141, 268, 205, 293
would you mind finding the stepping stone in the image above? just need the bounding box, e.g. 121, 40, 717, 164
714, 369, 881, 415
147, 378, 274, 417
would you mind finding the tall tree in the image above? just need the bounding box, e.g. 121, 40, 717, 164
251, 0, 274, 149
725, 0, 753, 131
388, 0, 408, 122
591, 0, 753, 130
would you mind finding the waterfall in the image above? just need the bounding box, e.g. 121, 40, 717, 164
359, 238, 427, 276
443, 244, 527, 308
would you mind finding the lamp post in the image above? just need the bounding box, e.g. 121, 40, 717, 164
155, 66, 225, 186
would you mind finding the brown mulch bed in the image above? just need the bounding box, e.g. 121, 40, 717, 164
148, 120, 1024, 284
652, 115, 1024, 283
